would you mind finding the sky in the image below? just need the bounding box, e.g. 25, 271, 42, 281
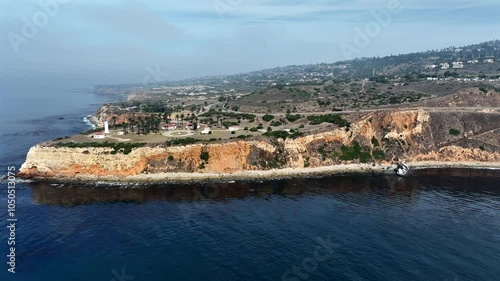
1, 0, 499, 87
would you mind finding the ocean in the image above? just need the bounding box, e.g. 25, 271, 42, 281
0, 84, 499, 281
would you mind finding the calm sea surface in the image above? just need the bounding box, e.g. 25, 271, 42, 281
0, 84, 499, 281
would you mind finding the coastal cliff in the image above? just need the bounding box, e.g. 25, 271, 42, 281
19, 109, 500, 182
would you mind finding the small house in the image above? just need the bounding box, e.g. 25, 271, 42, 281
93, 132, 105, 139
201, 127, 211, 135
440, 63, 450, 69
163, 124, 177, 131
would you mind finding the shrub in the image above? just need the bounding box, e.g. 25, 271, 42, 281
304, 157, 310, 168
318, 145, 328, 159
373, 150, 385, 160
339, 141, 373, 162
168, 155, 175, 161
285, 114, 302, 122
270, 121, 283, 127
449, 128, 460, 136
80, 128, 103, 135
167, 138, 199, 146
262, 114, 275, 122
307, 114, 350, 128
371, 136, 380, 147
54, 141, 146, 155
200, 151, 210, 162
263, 130, 302, 140
199, 110, 256, 120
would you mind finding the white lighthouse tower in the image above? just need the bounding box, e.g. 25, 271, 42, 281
104, 121, 110, 134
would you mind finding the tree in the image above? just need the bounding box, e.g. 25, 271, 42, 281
111, 116, 118, 129
180, 113, 185, 130
128, 118, 136, 133
193, 116, 199, 131
216, 114, 222, 128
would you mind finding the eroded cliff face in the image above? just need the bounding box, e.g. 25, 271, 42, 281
18, 110, 500, 181
92, 104, 152, 127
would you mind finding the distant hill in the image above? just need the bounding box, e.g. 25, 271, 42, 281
94, 39, 500, 92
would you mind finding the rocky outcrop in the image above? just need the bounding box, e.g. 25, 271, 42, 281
92, 104, 152, 127
18, 109, 500, 182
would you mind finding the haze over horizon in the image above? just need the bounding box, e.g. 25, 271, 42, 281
1, 0, 500, 88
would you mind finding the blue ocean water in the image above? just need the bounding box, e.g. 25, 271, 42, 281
0, 84, 499, 281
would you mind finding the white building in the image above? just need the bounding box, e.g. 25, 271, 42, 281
162, 124, 177, 131
451, 62, 464, 69
104, 121, 110, 134
93, 132, 105, 139
201, 127, 211, 135
484, 58, 494, 63
228, 126, 240, 131
440, 63, 450, 69
467, 60, 479, 64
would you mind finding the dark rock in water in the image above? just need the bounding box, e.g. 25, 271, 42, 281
58, 117, 64, 120
395, 162, 411, 177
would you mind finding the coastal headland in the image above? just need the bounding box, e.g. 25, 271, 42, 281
17, 40, 500, 183
18, 109, 500, 183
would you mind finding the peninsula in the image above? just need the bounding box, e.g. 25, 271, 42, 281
19, 41, 500, 183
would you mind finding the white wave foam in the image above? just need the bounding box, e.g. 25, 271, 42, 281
83, 115, 96, 129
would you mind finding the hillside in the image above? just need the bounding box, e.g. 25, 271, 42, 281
93, 40, 500, 93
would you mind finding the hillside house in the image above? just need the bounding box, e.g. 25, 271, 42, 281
440, 63, 450, 69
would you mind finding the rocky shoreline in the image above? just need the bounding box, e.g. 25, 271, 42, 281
20, 162, 500, 185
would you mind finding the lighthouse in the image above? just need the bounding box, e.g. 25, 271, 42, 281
104, 121, 110, 134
